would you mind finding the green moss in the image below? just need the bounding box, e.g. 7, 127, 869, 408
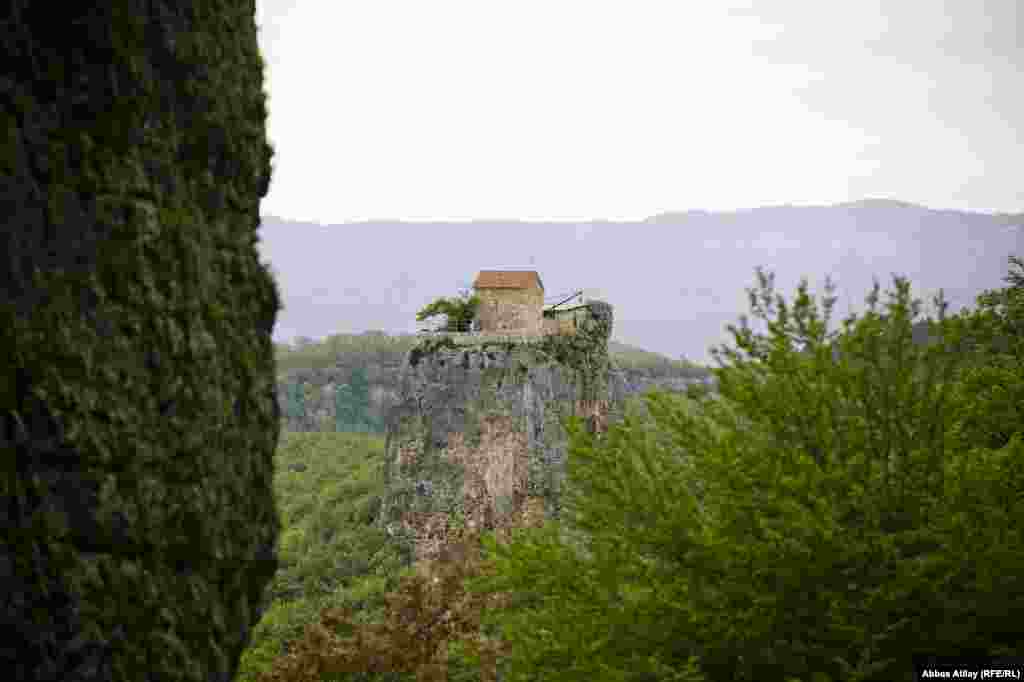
494, 493, 514, 518
462, 406, 484, 450
409, 335, 460, 367
480, 366, 506, 389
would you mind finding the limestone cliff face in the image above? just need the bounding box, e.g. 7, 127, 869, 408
3, 4, 281, 681
379, 303, 615, 566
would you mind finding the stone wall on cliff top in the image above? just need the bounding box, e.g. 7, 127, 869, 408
378, 302, 618, 566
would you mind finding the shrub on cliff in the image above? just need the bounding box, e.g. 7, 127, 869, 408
463, 256, 1024, 682
416, 288, 481, 332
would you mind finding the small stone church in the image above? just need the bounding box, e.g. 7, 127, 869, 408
472, 270, 590, 336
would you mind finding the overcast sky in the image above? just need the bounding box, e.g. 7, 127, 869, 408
253, 1, 1021, 223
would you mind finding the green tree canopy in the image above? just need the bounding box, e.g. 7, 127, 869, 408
283, 381, 306, 420
416, 288, 480, 332
334, 366, 379, 433
465, 255, 1024, 682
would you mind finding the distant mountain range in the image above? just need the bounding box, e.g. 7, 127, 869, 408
645, 198, 1024, 223
257, 200, 1022, 366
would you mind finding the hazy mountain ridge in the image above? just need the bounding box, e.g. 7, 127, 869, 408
258, 201, 1022, 366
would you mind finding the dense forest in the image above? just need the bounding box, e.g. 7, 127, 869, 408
236, 256, 1023, 682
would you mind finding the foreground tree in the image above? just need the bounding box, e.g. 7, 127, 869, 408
4, 3, 282, 680
465, 256, 1024, 682
943, 255, 1024, 453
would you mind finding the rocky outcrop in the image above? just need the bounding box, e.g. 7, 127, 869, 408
378, 303, 624, 567
3, 4, 281, 681
275, 341, 714, 434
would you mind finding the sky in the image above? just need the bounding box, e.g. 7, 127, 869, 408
254, 0, 1022, 223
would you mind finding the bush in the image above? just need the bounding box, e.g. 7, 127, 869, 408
463, 258, 1024, 682
416, 288, 480, 332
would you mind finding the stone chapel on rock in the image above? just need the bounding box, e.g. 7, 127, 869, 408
471, 270, 592, 337
472, 270, 545, 334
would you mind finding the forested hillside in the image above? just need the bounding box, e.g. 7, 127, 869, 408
237, 256, 1023, 682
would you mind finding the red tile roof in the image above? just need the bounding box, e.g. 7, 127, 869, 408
473, 270, 544, 291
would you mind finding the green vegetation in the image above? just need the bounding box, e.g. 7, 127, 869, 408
463, 256, 1024, 681
235, 431, 411, 682
246, 256, 1021, 681
275, 331, 418, 376
416, 288, 481, 332
606, 339, 710, 378
274, 328, 714, 436
283, 381, 306, 420
334, 366, 380, 433
276, 333, 712, 382
273, 326, 713, 382
8, 3, 281, 679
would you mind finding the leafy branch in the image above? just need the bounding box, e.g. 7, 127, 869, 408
416, 289, 481, 332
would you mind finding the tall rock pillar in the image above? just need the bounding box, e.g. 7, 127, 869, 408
380, 302, 614, 567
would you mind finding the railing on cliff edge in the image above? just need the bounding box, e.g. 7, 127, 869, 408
414, 319, 554, 346
414, 312, 585, 346
412, 293, 609, 345
545, 290, 584, 309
